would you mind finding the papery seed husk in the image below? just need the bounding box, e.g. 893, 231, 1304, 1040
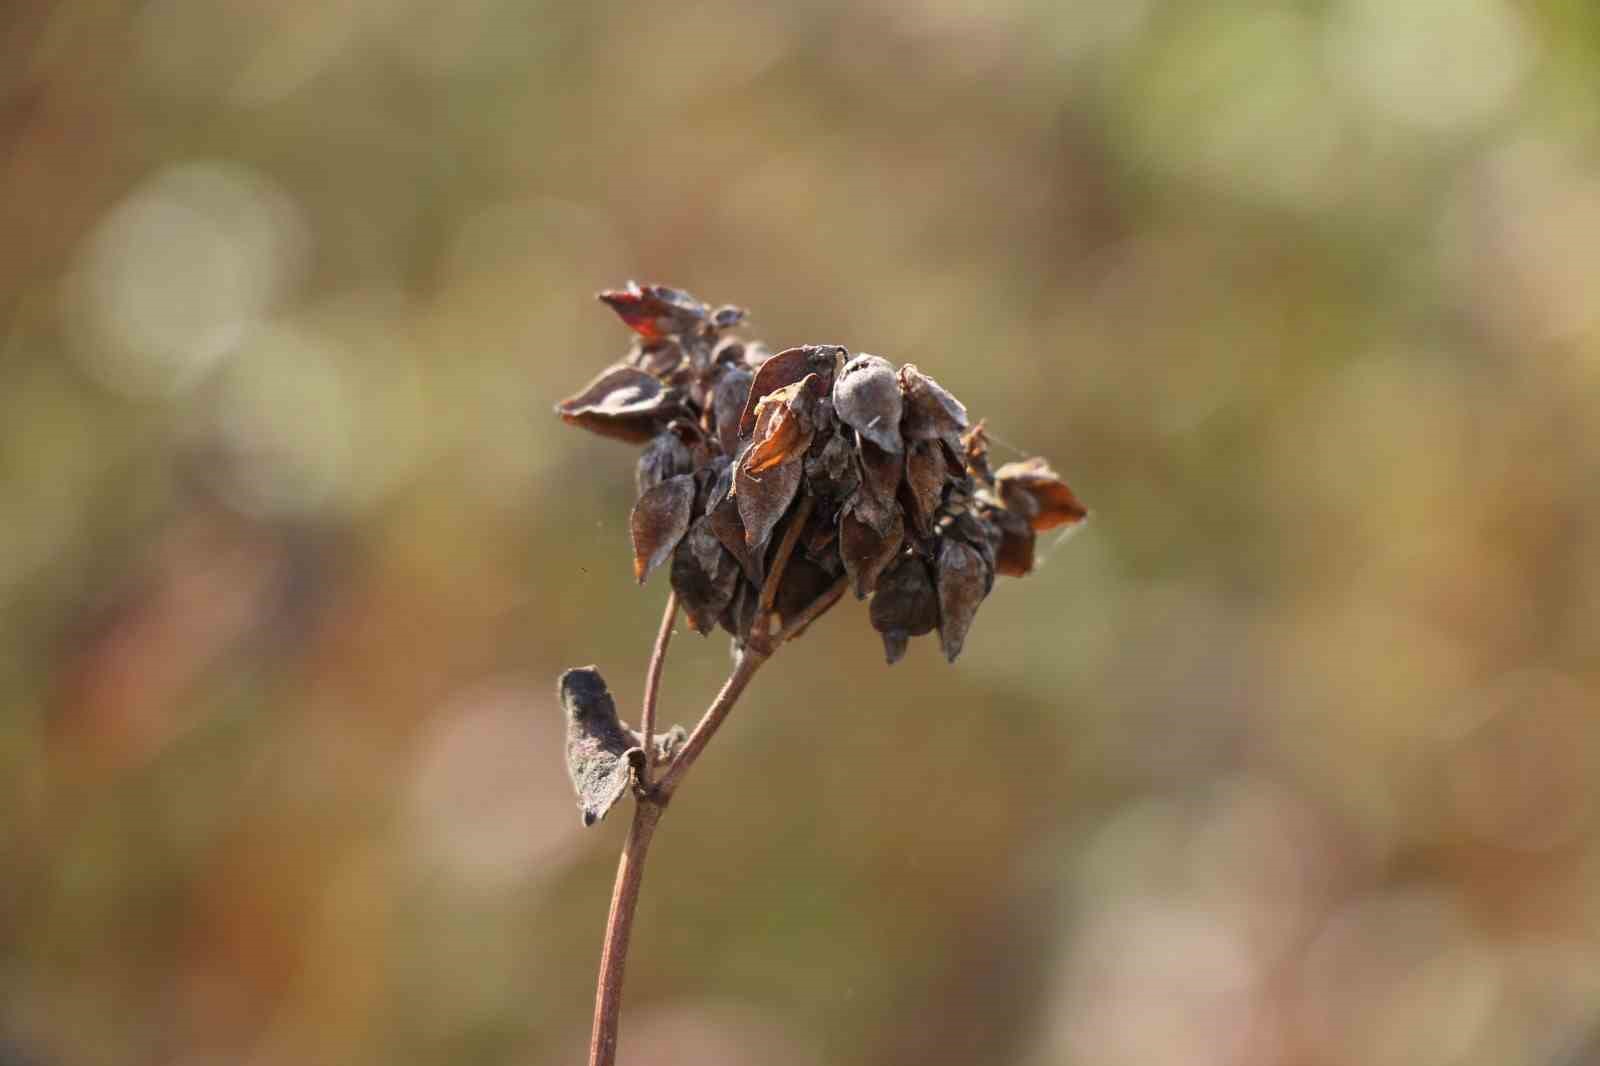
712, 366, 754, 456
630, 474, 695, 582
857, 437, 904, 517
987, 505, 1036, 577
935, 538, 988, 662
708, 492, 764, 585
869, 554, 938, 664
636, 431, 694, 496
556, 364, 680, 444
734, 451, 802, 551
994, 458, 1087, 532
671, 517, 738, 634
898, 363, 968, 444
832, 354, 904, 453
840, 501, 904, 599
743, 376, 818, 475
804, 429, 861, 503
902, 439, 948, 537
737, 345, 844, 436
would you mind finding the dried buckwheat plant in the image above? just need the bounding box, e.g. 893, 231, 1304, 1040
555, 283, 1087, 1066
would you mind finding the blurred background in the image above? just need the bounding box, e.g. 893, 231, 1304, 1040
4, 1, 1600, 1064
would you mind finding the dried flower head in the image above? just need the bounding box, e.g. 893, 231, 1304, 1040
556, 283, 1087, 663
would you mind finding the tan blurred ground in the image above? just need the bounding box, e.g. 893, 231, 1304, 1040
4, 2, 1600, 1064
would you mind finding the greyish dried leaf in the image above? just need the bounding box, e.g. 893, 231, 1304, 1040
994, 457, 1088, 531
935, 538, 989, 662
557, 364, 680, 444
832, 354, 904, 453
671, 517, 739, 634
630, 474, 695, 583
636, 430, 694, 496
869, 554, 938, 664
898, 364, 968, 444
902, 439, 948, 537
559, 666, 639, 827
840, 498, 904, 599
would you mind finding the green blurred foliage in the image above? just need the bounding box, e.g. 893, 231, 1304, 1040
4, 1, 1600, 1064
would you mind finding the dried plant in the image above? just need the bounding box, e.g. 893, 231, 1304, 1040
555, 282, 1086, 1065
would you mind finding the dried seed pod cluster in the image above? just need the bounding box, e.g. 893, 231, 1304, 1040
557, 282, 1087, 663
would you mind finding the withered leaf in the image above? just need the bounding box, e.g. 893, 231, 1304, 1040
712, 366, 754, 456
743, 375, 819, 475
734, 449, 802, 551
994, 457, 1088, 531
869, 554, 938, 664
899, 364, 968, 444
719, 578, 760, 644
961, 419, 993, 483
832, 354, 904, 453
599, 282, 708, 340
737, 345, 844, 437
671, 517, 739, 634
902, 439, 948, 537
804, 429, 861, 504
935, 538, 989, 662
557, 364, 679, 444
560, 667, 686, 827
630, 474, 695, 583
840, 499, 904, 599
636, 430, 694, 496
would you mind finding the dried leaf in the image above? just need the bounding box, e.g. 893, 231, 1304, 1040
737, 344, 844, 437
869, 554, 938, 664
556, 364, 679, 443
773, 555, 834, 630
636, 431, 694, 496
712, 366, 754, 456
629, 474, 695, 583
899, 363, 968, 444
734, 449, 802, 551
832, 354, 904, 453
804, 428, 861, 504
902, 439, 948, 537
559, 666, 639, 827
718, 578, 760, 643
598, 282, 708, 340
961, 419, 993, 482
708, 492, 763, 585
995, 457, 1088, 531
935, 539, 989, 662
840, 498, 904, 599
671, 517, 739, 634
985, 505, 1036, 576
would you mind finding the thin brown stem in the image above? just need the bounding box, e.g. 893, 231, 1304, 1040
774, 575, 848, 646
654, 646, 767, 797
758, 494, 814, 614
587, 798, 663, 1066
637, 593, 678, 784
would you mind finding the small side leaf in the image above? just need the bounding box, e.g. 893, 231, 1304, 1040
559, 666, 640, 827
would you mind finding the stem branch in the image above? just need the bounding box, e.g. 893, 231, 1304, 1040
637, 592, 677, 784
587, 798, 663, 1066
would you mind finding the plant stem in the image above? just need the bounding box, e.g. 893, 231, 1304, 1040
653, 646, 768, 797
637, 593, 678, 784
587, 797, 663, 1066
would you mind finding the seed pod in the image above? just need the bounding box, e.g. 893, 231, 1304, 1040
556, 364, 681, 444
712, 366, 754, 456
832, 354, 903, 453
629, 474, 695, 582
738, 345, 845, 437
671, 517, 739, 634
598, 282, 709, 340
708, 492, 763, 585
898, 364, 968, 444
935, 538, 989, 662
857, 437, 904, 518
636, 430, 694, 496
869, 554, 938, 664
994, 457, 1087, 531
804, 428, 861, 504
840, 498, 904, 599
902, 438, 948, 537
